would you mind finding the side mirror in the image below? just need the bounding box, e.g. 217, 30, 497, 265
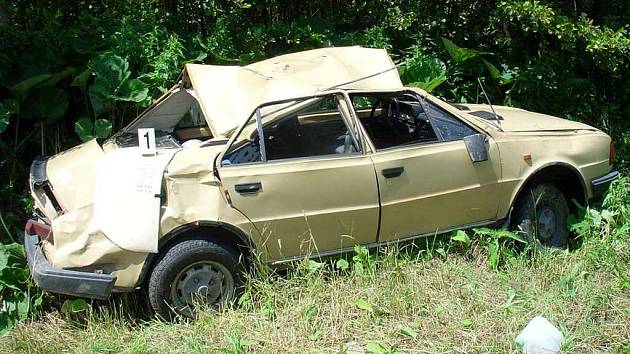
463, 134, 489, 162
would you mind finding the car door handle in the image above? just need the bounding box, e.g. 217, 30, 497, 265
235, 182, 262, 195
382, 167, 404, 178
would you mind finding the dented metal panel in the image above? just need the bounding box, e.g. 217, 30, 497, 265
185, 47, 403, 137
45, 140, 104, 212
94, 148, 177, 253
124, 88, 197, 132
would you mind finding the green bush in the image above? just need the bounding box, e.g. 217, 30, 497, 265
0, 243, 42, 334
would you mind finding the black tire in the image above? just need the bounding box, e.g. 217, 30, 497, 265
148, 238, 243, 319
511, 183, 570, 249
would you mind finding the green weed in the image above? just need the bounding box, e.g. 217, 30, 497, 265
0, 243, 42, 334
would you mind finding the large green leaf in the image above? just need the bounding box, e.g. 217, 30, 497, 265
71, 68, 92, 92
451, 230, 471, 247
87, 53, 148, 115
487, 240, 500, 270
441, 37, 489, 63
335, 258, 349, 270
74, 118, 112, 141
8, 66, 76, 98
353, 299, 375, 314
15, 293, 30, 320
88, 86, 113, 118
8, 74, 52, 98
88, 53, 131, 98
0, 267, 28, 291
400, 56, 447, 92
118, 79, 149, 103
20, 86, 69, 119
481, 58, 501, 79
61, 298, 89, 314
74, 117, 95, 142
3, 243, 24, 259
0, 242, 36, 335
0, 292, 30, 334
94, 119, 113, 138
47, 66, 76, 86
182, 51, 208, 65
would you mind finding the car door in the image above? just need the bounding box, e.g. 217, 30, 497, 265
351, 92, 502, 242
217, 93, 380, 261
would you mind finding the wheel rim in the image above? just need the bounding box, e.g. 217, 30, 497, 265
536, 206, 557, 241
170, 261, 234, 312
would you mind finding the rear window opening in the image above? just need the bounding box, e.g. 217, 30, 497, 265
111, 87, 214, 149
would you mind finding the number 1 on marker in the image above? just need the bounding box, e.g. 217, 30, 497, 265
143, 132, 150, 149
138, 128, 156, 155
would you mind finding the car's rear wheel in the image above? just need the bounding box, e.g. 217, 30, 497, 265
511, 183, 570, 249
148, 238, 243, 319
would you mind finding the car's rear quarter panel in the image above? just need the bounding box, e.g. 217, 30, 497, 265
495, 131, 611, 218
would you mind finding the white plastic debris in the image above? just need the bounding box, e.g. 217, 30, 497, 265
515, 316, 565, 354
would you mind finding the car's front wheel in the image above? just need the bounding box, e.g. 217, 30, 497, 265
511, 183, 570, 248
147, 238, 243, 319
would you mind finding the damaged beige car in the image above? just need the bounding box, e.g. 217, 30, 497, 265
24, 47, 618, 318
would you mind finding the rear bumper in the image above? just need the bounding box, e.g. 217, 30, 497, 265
590, 170, 620, 201
24, 220, 116, 299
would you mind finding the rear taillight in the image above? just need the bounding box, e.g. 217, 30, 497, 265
25, 219, 51, 239
610, 142, 615, 165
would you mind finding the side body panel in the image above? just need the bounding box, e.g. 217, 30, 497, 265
493, 130, 612, 218
217, 155, 380, 260
372, 139, 502, 242
159, 144, 258, 245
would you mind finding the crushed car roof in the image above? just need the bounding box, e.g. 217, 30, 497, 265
183, 46, 403, 136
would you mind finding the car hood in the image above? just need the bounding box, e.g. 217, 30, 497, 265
31, 140, 179, 253
32, 140, 105, 219
461, 104, 598, 133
